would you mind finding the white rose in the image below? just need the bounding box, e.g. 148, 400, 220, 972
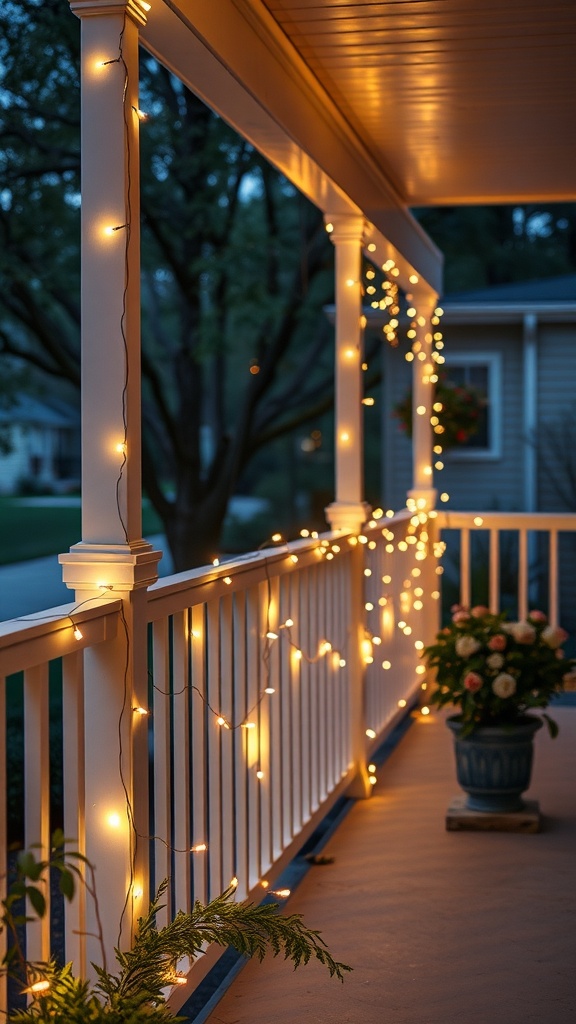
542, 625, 569, 649
509, 621, 536, 644
492, 673, 517, 699
486, 653, 504, 670
455, 635, 481, 658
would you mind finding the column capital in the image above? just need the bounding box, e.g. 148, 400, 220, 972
325, 213, 368, 247
70, 0, 148, 26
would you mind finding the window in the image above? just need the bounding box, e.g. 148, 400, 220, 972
443, 353, 501, 459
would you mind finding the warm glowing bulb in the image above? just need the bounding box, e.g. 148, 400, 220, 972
272, 888, 291, 898
271, 532, 282, 542
266, 631, 279, 640
107, 812, 121, 829
290, 554, 299, 564
265, 687, 276, 695
223, 576, 232, 585
29, 980, 50, 994
133, 705, 148, 716
340, 431, 350, 442
362, 397, 375, 406
421, 706, 430, 716
366, 728, 376, 739
368, 763, 376, 773
73, 626, 83, 641
256, 770, 265, 780
133, 886, 143, 899
230, 876, 239, 888
398, 698, 407, 708
294, 649, 302, 660
191, 843, 207, 852
242, 721, 256, 729
369, 775, 377, 786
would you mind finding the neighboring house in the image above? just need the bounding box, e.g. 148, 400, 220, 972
0, 395, 80, 494
379, 275, 576, 515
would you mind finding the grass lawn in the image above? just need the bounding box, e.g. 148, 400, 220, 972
0, 497, 163, 565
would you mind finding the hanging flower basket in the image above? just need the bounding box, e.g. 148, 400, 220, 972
393, 373, 487, 448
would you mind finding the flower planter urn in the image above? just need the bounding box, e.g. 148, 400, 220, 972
446, 715, 543, 813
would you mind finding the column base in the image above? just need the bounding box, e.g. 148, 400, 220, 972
325, 500, 372, 534
59, 540, 162, 593
406, 488, 437, 512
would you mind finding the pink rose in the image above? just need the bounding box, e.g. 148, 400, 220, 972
488, 634, 507, 651
451, 604, 464, 613
528, 609, 547, 623
542, 625, 569, 649
464, 671, 483, 692
471, 605, 490, 618
452, 610, 470, 624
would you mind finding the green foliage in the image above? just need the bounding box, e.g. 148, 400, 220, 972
1, 830, 86, 981
2, 849, 350, 1022
423, 606, 576, 736
414, 204, 576, 293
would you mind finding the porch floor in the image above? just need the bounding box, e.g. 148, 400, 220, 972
201, 706, 576, 1024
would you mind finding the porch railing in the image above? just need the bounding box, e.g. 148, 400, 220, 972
1, 509, 575, 1010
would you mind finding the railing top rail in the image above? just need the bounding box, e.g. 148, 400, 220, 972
436, 510, 576, 531
146, 529, 349, 619
0, 598, 121, 676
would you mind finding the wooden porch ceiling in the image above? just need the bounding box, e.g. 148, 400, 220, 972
263, 0, 576, 207
140, 0, 576, 291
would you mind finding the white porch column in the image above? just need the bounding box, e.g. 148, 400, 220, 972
324, 214, 371, 533
325, 214, 371, 798
60, 0, 160, 964
407, 288, 439, 512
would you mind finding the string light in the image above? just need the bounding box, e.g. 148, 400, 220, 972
28, 980, 50, 995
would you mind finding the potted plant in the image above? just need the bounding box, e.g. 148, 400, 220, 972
422, 605, 576, 812
2, 834, 350, 1022
394, 372, 487, 448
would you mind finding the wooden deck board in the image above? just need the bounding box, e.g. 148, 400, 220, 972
200, 707, 576, 1024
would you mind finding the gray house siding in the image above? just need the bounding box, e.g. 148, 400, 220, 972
536, 324, 576, 513
381, 324, 526, 514
379, 277, 576, 521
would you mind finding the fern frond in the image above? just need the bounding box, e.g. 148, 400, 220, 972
112, 883, 351, 1001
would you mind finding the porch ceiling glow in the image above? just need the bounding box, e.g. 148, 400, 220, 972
140, 0, 576, 296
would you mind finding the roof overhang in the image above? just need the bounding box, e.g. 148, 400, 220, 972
139, 0, 443, 295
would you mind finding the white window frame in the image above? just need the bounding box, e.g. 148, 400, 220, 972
442, 352, 502, 461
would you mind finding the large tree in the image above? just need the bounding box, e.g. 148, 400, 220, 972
0, 0, 338, 570
414, 204, 576, 293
